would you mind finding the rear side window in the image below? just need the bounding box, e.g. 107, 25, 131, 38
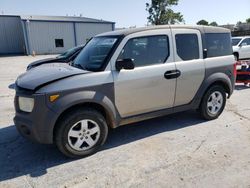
175, 34, 199, 61
118, 35, 169, 67
205, 33, 232, 58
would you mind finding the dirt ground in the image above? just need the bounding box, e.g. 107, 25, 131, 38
0, 55, 250, 188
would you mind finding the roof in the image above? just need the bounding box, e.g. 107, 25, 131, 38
98, 25, 230, 37
0, 15, 114, 24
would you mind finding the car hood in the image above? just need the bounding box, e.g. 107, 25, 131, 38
27, 57, 64, 69
16, 63, 89, 90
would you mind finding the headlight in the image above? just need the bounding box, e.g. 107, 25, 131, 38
18, 97, 34, 112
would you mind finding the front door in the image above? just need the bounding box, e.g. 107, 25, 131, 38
111, 29, 177, 118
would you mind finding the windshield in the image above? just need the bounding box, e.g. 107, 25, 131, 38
232, 38, 242, 46
57, 46, 81, 58
72, 36, 119, 71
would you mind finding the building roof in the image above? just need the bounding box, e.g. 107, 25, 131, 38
0, 14, 114, 24
98, 25, 230, 37
20, 15, 114, 23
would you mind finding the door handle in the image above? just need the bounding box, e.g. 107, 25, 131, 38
164, 70, 181, 79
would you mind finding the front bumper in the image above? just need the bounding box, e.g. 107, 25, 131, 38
14, 93, 58, 144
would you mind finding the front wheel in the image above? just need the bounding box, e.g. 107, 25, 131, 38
233, 53, 239, 61
55, 108, 108, 158
199, 85, 226, 120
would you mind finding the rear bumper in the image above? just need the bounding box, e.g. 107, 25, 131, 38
14, 94, 58, 144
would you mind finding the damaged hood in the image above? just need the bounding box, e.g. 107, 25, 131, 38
27, 57, 63, 69
16, 63, 89, 90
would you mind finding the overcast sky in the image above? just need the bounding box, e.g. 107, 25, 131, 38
1, 0, 249, 28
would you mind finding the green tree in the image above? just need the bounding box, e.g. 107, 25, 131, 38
197, 19, 209, 26
246, 18, 250, 23
146, 0, 184, 25
209, 21, 218, 26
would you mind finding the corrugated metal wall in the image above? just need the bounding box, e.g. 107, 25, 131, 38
75, 23, 113, 45
27, 21, 75, 54
0, 16, 25, 55
27, 21, 113, 54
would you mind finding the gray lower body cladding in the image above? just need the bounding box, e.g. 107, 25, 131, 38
14, 94, 58, 144
14, 82, 116, 144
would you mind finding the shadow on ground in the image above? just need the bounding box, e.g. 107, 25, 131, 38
0, 111, 205, 182
235, 84, 250, 91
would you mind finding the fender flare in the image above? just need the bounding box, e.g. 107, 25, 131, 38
195, 72, 233, 102
47, 90, 118, 129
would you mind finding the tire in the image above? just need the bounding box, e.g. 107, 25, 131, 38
199, 85, 226, 120
55, 108, 108, 158
233, 53, 239, 61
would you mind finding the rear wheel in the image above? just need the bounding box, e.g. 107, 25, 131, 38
55, 108, 108, 158
199, 85, 226, 120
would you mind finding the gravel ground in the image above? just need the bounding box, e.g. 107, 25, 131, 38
0, 55, 250, 188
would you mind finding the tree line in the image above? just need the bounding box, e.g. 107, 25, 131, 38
196, 18, 250, 26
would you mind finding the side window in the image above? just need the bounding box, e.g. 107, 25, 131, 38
241, 38, 250, 46
118, 35, 169, 67
175, 34, 199, 61
205, 33, 232, 58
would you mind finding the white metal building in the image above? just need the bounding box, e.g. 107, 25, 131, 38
0, 15, 115, 55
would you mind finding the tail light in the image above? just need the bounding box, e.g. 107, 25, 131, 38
233, 63, 237, 78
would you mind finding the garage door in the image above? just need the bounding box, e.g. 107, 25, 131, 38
0, 16, 25, 55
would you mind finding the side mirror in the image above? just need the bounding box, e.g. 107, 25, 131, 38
240, 42, 247, 47
116, 59, 135, 71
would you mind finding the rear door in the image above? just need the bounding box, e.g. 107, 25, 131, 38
110, 29, 176, 118
171, 29, 205, 106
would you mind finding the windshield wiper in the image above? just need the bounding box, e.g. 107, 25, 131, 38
70, 61, 83, 69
